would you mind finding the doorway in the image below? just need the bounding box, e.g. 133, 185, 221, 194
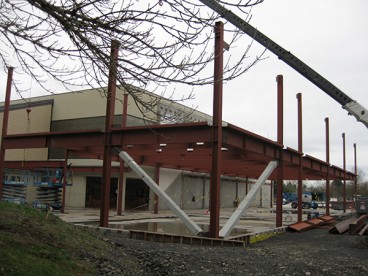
125, 178, 149, 211
85, 177, 118, 208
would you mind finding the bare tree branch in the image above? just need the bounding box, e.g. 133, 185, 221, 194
0, 0, 265, 122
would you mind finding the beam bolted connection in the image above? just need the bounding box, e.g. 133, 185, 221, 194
118, 150, 203, 236
219, 161, 278, 238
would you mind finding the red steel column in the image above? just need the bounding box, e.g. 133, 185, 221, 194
100, 40, 120, 227
325, 117, 330, 215
154, 164, 160, 214
117, 162, 124, 215
246, 177, 249, 195
117, 93, 128, 215
209, 21, 224, 238
270, 180, 273, 208
61, 150, 69, 213
342, 133, 346, 213
297, 93, 303, 222
122, 93, 128, 128
276, 75, 284, 227
0, 67, 14, 200
354, 143, 357, 196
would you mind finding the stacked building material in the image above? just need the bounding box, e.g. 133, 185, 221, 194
329, 214, 368, 235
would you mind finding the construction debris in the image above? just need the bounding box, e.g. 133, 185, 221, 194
288, 213, 368, 236
328, 217, 357, 234
288, 215, 336, 232
329, 214, 368, 235
359, 224, 368, 236
349, 214, 368, 235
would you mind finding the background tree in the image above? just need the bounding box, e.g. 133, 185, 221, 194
0, 0, 264, 121
356, 168, 368, 197
282, 181, 297, 193
331, 179, 343, 201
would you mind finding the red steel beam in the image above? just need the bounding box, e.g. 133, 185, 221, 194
2, 123, 355, 181
2, 129, 104, 149
112, 123, 213, 146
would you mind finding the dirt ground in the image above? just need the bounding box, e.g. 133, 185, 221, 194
100, 227, 368, 275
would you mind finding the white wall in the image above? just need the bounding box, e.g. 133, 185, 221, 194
65, 175, 86, 208
158, 168, 182, 191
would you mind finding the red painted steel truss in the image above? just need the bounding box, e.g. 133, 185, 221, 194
3, 122, 355, 181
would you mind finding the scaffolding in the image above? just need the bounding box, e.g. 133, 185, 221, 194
32, 168, 72, 210
33, 168, 72, 187
2, 169, 31, 204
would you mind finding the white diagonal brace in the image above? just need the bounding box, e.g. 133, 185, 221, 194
118, 151, 203, 236
219, 161, 278, 238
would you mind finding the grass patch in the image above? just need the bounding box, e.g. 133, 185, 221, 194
0, 244, 87, 275
0, 201, 140, 275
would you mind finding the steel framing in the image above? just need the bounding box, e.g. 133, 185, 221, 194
1, 124, 354, 181
0, 31, 357, 238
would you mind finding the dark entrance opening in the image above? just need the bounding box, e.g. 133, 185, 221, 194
125, 178, 149, 211
85, 177, 118, 208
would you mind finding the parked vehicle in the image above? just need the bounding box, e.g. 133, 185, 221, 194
290, 193, 318, 209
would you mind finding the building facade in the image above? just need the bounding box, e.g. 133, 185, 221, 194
0, 87, 272, 211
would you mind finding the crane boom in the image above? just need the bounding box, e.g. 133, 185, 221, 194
199, 0, 368, 128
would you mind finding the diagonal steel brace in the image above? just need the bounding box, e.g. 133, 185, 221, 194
219, 161, 278, 238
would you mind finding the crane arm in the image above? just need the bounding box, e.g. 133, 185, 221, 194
199, 0, 368, 128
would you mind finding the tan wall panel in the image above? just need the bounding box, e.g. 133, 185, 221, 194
51, 88, 155, 121
52, 89, 108, 120
125, 91, 158, 122
0, 104, 52, 160
65, 175, 86, 208
2, 88, 210, 125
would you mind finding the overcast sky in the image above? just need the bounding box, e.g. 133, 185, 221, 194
187, 0, 368, 178
1, 0, 367, 179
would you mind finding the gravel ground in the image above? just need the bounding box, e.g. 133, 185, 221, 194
97, 228, 368, 275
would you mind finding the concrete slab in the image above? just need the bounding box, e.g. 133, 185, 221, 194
54, 206, 351, 238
